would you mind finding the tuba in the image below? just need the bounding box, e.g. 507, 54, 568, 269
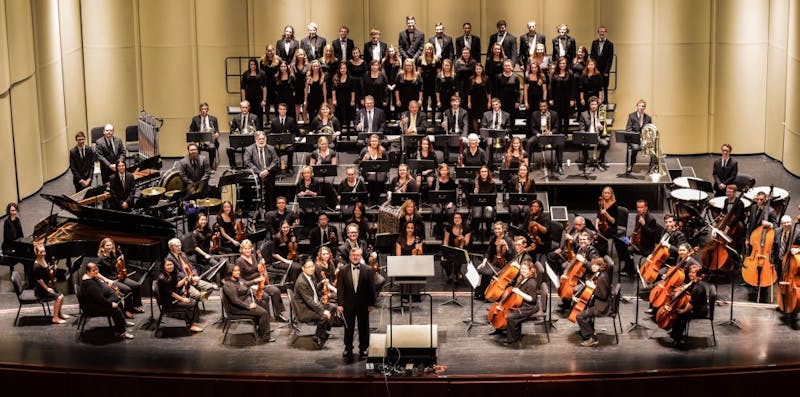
640, 123, 665, 176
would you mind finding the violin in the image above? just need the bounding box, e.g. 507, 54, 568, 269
367, 245, 379, 273
649, 247, 698, 308
181, 253, 194, 296
630, 215, 643, 249
255, 249, 268, 301
569, 271, 601, 323
115, 247, 128, 280
209, 224, 222, 254
597, 196, 610, 234
655, 280, 696, 330
235, 219, 246, 241
411, 237, 422, 255
320, 270, 332, 305
487, 286, 524, 329
48, 257, 57, 288
742, 185, 778, 295
287, 236, 299, 261
778, 213, 800, 314
527, 218, 543, 249
639, 235, 671, 284
484, 245, 535, 302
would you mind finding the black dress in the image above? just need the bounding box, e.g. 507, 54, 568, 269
525, 75, 545, 110
468, 79, 491, 120
395, 76, 422, 112
332, 77, 355, 128
436, 74, 456, 107
485, 58, 503, 79
34, 264, 58, 300
454, 60, 476, 103
549, 72, 576, 132
157, 271, 200, 326
241, 71, 266, 119
347, 60, 367, 102
306, 77, 325, 119
494, 73, 520, 116
260, 60, 280, 113
362, 72, 388, 108
580, 73, 604, 107
416, 59, 441, 111
275, 74, 296, 118
291, 63, 309, 105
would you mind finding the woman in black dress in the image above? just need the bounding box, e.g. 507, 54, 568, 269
337, 166, 366, 219
241, 58, 267, 122
416, 43, 441, 118
215, 200, 240, 251
549, 56, 577, 135
394, 58, 422, 113
572, 46, 588, 79
596, 186, 619, 256
524, 61, 547, 120
358, 134, 388, 205
308, 135, 338, 208
398, 198, 425, 240
579, 58, 604, 110
274, 61, 296, 119
308, 103, 341, 137
495, 59, 520, 118
502, 136, 529, 170
192, 213, 218, 271
362, 60, 388, 109
344, 202, 371, 242
321, 45, 337, 103
411, 136, 437, 193
485, 43, 505, 79
442, 212, 472, 281
347, 47, 367, 105
270, 220, 303, 284
467, 63, 491, 134
436, 59, 456, 117
382, 46, 402, 118
295, 165, 320, 236
455, 47, 477, 104
331, 62, 355, 132
96, 238, 144, 319
509, 162, 536, 227
32, 244, 69, 324
290, 49, 309, 123
304, 60, 327, 121
157, 259, 203, 332
431, 163, 457, 238
395, 221, 423, 256
471, 165, 497, 241
260, 45, 281, 120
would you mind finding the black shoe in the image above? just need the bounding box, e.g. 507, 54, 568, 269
557, 166, 564, 174
488, 329, 506, 336
343, 350, 354, 360
359, 349, 368, 359
313, 336, 325, 349
626, 166, 633, 174
792, 322, 800, 331
275, 313, 288, 322
262, 337, 276, 343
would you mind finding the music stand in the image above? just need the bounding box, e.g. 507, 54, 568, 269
229, 134, 255, 149
386, 255, 435, 320
428, 190, 457, 205
400, 134, 426, 158
441, 246, 469, 307
298, 196, 327, 211
339, 192, 369, 206
312, 164, 338, 183
137, 260, 162, 330
218, 170, 253, 187
408, 159, 435, 174
627, 262, 652, 333
615, 131, 641, 180
186, 131, 212, 143
443, 134, 463, 162
568, 132, 599, 180
467, 193, 497, 207
499, 168, 519, 183
455, 166, 481, 180
538, 134, 565, 181
391, 192, 420, 206
509, 193, 538, 207
542, 261, 561, 330
360, 160, 389, 174
478, 128, 506, 140
463, 254, 488, 333
688, 179, 715, 195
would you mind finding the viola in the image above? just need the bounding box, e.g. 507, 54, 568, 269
115, 248, 128, 280
569, 271, 601, 323
639, 235, 671, 284
255, 249, 268, 301
597, 197, 610, 235
48, 257, 57, 288
742, 185, 777, 294
411, 237, 422, 255
630, 215, 643, 249
181, 253, 194, 296
649, 248, 698, 308
209, 225, 222, 254
655, 281, 695, 330
777, 213, 800, 314
487, 286, 524, 329
484, 245, 535, 302
321, 272, 331, 305
235, 220, 246, 241
367, 245, 379, 273
560, 223, 576, 263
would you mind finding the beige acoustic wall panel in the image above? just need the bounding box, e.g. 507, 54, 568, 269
0, 96, 16, 213
256, 0, 310, 54
425, 0, 483, 50
481, 0, 535, 51
32, 0, 69, 180
765, 0, 789, 160
139, 0, 196, 157
0, 0, 10, 94
784, 0, 800, 175
711, 0, 769, 155
82, 0, 138, 132
368, 0, 425, 52
653, 0, 710, 154
542, 0, 594, 50
195, 0, 248, 119
309, 0, 366, 46
6, 0, 36, 84
59, 0, 88, 139
11, 78, 45, 199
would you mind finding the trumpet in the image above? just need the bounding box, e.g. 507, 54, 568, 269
598, 104, 608, 138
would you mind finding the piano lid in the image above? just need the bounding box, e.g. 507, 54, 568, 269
42, 194, 175, 237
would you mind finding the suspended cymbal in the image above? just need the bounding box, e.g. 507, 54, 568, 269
195, 198, 222, 208
164, 190, 181, 198
141, 186, 166, 197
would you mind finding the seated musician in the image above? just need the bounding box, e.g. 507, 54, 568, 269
526, 199, 552, 259
265, 196, 299, 237
236, 239, 286, 322
647, 242, 698, 316
215, 200, 242, 250
398, 199, 425, 240
719, 184, 746, 242
355, 95, 386, 134
411, 136, 437, 196
80, 262, 134, 340
226, 100, 261, 168
431, 164, 457, 238
577, 96, 610, 170
222, 264, 275, 343
595, 186, 619, 256
296, 165, 320, 236
314, 246, 339, 302
3, 202, 34, 288
503, 259, 542, 346
309, 213, 339, 254
396, 222, 423, 256
525, 100, 562, 173
358, 133, 388, 205
471, 165, 497, 242
165, 238, 215, 302
96, 238, 143, 319
294, 259, 337, 349
178, 143, 211, 197
559, 231, 601, 310
244, 131, 278, 211
624, 99, 653, 174
666, 263, 710, 348
442, 212, 472, 282
308, 136, 338, 208
576, 257, 611, 347
69, 131, 95, 192
659, 214, 688, 265
108, 159, 134, 212
620, 199, 660, 276
343, 202, 372, 243
502, 136, 529, 170
156, 259, 203, 332
773, 215, 800, 279
546, 216, 593, 274
461, 133, 486, 167
188, 102, 220, 169
476, 221, 516, 301
337, 166, 366, 219
509, 163, 536, 227
480, 97, 511, 140
32, 244, 70, 324
400, 100, 428, 135
388, 163, 419, 203
269, 220, 303, 285
308, 103, 342, 136
269, 103, 299, 170
338, 223, 370, 264
442, 94, 469, 136
192, 214, 220, 271
745, 191, 777, 243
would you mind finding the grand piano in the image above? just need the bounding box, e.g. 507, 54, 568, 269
7, 194, 176, 266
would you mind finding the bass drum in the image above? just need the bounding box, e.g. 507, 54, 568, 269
219, 169, 239, 213
160, 170, 185, 195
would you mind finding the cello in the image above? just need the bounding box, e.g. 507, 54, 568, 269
487, 286, 525, 329
700, 193, 744, 271
742, 185, 778, 299
654, 280, 695, 330
777, 212, 800, 315
639, 234, 671, 284
568, 258, 607, 323
484, 245, 536, 302
649, 247, 698, 308
558, 250, 587, 300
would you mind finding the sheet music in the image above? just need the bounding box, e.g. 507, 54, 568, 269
466, 262, 481, 289
544, 260, 561, 289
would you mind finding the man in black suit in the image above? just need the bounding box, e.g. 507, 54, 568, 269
363, 29, 388, 64
294, 260, 336, 348
332, 25, 355, 61
519, 21, 546, 68
442, 95, 469, 136
69, 131, 95, 192
712, 144, 738, 196
338, 223, 369, 263
265, 196, 299, 237
108, 159, 134, 212
576, 258, 611, 347
577, 96, 610, 170
309, 213, 339, 254
227, 100, 261, 168
336, 247, 375, 361
189, 102, 220, 168
268, 103, 298, 170
94, 123, 125, 184
356, 95, 386, 134
80, 263, 134, 340
590, 26, 614, 104
551, 24, 577, 64
398, 16, 425, 60
487, 19, 517, 66
400, 100, 428, 134
428, 22, 454, 61
526, 100, 563, 173
455, 22, 481, 63
276, 25, 299, 62
624, 99, 653, 173
244, 131, 278, 211
300, 22, 326, 61
620, 200, 661, 275
178, 143, 211, 198
746, 191, 777, 238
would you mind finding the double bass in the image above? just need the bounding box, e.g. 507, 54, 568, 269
742, 185, 778, 298
777, 212, 800, 314
700, 194, 744, 271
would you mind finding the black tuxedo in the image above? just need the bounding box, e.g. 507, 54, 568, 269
624, 111, 653, 170
94, 136, 125, 184
69, 145, 95, 192
269, 115, 299, 134
332, 37, 356, 61
480, 110, 511, 130
590, 38, 614, 76
189, 114, 220, 166
428, 34, 454, 61
519, 32, 547, 66
79, 276, 126, 333
336, 261, 376, 353
551, 35, 577, 63
293, 273, 333, 340
108, 171, 135, 211
300, 35, 327, 60
455, 34, 481, 63
712, 157, 738, 195
398, 29, 425, 60
442, 107, 469, 135
488, 32, 518, 65
275, 39, 300, 61
363, 41, 388, 64
309, 225, 339, 253
356, 107, 386, 133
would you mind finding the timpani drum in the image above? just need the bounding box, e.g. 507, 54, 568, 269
673, 176, 705, 189
707, 196, 752, 219
219, 169, 239, 213
670, 188, 708, 226
160, 170, 185, 194
744, 186, 791, 219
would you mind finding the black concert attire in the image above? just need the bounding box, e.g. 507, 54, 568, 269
395, 75, 422, 112
551, 35, 577, 64
309, 116, 342, 135
269, 233, 303, 284
398, 212, 425, 241
357, 147, 388, 205
579, 73, 604, 109
545, 226, 594, 273
494, 73, 521, 119
33, 263, 59, 301
192, 225, 216, 271
527, 211, 553, 259
577, 109, 610, 165
305, 76, 325, 121
108, 171, 135, 212
69, 144, 95, 192
505, 274, 542, 343
362, 72, 389, 108
337, 260, 376, 356
431, 177, 457, 237
669, 280, 710, 345
441, 223, 472, 279
215, 214, 237, 251
454, 58, 477, 103
337, 239, 369, 266
241, 70, 267, 121
624, 111, 654, 172
476, 235, 515, 299
347, 60, 367, 103
189, 114, 220, 168
291, 63, 309, 111
549, 71, 577, 134
2, 216, 33, 286
459, 146, 486, 197
309, 224, 339, 254
275, 74, 296, 119
524, 75, 546, 118
623, 212, 661, 273
94, 135, 125, 184
295, 177, 320, 235
156, 268, 201, 327
227, 112, 261, 168
343, 216, 371, 245
597, 201, 619, 256
488, 31, 518, 65
243, 143, 278, 211
712, 157, 739, 196
456, 34, 481, 63
236, 254, 285, 317
659, 229, 689, 267
222, 274, 272, 341
332, 76, 355, 130
309, 148, 338, 208
260, 58, 281, 117
79, 275, 127, 334
337, 177, 366, 219
416, 58, 441, 117
471, 177, 496, 238
467, 78, 491, 122
178, 154, 211, 197
508, 176, 536, 226
97, 254, 142, 311
435, 73, 457, 113
269, 114, 298, 170
166, 251, 215, 301
773, 226, 800, 278
382, 59, 401, 117
576, 269, 611, 341
294, 271, 335, 343
525, 109, 562, 167
519, 32, 546, 67
484, 57, 503, 80
589, 37, 614, 103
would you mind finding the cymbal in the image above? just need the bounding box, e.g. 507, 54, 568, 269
164, 190, 181, 198
141, 186, 166, 197
195, 198, 222, 208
